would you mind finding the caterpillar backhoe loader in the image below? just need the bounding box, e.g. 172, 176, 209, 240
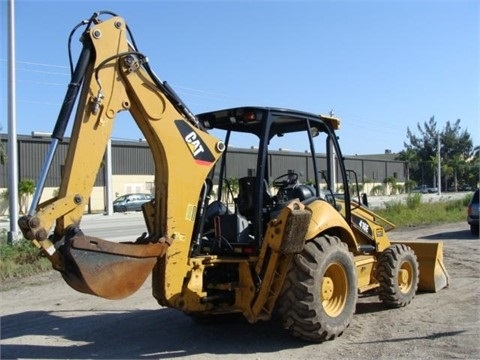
18, 11, 449, 342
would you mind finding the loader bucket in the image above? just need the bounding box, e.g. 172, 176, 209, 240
392, 241, 450, 292
59, 235, 170, 300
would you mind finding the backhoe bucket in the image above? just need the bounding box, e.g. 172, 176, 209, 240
59, 235, 170, 300
392, 241, 449, 292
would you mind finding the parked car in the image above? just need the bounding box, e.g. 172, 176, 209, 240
467, 189, 479, 236
459, 185, 474, 192
412, 185, 438, 194
113, 193, 153, 212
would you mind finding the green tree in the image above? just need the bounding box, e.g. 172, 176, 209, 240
396, 147, 418, 183
465, 146, 480, 188
404, 179, 417, 193
220, 177, 239, 204
442, 119, 474, 189
401, 116, 474, 190
473, 146, 480, 158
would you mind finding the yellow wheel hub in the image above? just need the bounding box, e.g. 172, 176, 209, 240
321, 262, 348, 317
398, 261, 413, 293
322, 277, 334, 301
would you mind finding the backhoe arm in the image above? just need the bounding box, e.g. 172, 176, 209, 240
18, 13, 224, 299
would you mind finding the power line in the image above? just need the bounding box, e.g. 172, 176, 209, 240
338, 110, 407, 131
0, 58, 69, 69
0, 58, 230, 94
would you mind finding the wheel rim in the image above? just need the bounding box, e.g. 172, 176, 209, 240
321, 262, 348, 317
398, 260, 413, 293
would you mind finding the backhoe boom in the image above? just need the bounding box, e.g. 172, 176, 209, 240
18, 13, 224, 299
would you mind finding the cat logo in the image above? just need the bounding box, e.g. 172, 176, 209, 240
185, 131, 205, 156
175, 120, 215, 165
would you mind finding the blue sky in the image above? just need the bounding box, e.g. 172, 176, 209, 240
1, 0, 479, 155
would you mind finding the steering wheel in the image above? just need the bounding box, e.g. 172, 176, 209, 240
272, 172, 299, 188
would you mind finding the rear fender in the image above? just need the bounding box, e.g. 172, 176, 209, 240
304, 200, 357, 249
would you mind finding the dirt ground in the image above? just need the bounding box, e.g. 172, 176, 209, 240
1, 221, 479, 360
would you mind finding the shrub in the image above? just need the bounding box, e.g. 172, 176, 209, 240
463, 193, 473, 207
18, 179, 36, 214
349, 183, 363, 196
0, 231, 51, 280
406, 193, 422, 209
384, 199, 404, 213
370, 185, 384, 196
393, 184, 404, 194
445, 199, 464, 212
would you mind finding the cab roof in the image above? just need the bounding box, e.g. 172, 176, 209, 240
196, 106, 340, 138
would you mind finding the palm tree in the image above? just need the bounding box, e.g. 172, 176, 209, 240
472, 145, 480, 159
18, 179, 35, 214
0, 127, 6, 165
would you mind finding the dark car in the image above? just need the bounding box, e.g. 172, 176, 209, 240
467, 189, 479, 236
412, 185, 437, 194
113, 193, 153, 212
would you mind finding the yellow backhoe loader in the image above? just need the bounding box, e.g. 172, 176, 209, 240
18, 11, 449, 342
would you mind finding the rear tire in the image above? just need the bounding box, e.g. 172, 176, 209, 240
470, 224, 479, 236
376, 244, 419, 308
277, 235, 357, 342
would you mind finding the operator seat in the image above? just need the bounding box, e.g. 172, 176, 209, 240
236, 176, 272, 218
292, 184, 316, 202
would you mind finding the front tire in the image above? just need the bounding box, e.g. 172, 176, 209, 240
277, 235, 357, 342
376, 244, 419, 308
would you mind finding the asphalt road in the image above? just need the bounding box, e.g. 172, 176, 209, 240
79, 211, 148, 242
0, 211, 148, 243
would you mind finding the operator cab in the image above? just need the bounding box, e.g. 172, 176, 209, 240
194, 107, 351, 255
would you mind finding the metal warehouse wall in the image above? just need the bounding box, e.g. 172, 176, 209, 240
269, 151, 312, 181
343, 158, 405, 183
0, 135, 405, 188
1, 136, 105, 188
17, 137, 68, 188
112, 141, 154, 175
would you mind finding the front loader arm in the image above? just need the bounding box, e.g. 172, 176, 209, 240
18, 13, 224, 299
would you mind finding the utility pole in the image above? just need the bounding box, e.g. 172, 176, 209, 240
105, 139, 113, 215
7, 0, 19, 244
437, 133, 441, 195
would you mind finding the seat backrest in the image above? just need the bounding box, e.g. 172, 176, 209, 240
236, 176, 272, 217
237, 177, 256, 217
292, 184, 316, 202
